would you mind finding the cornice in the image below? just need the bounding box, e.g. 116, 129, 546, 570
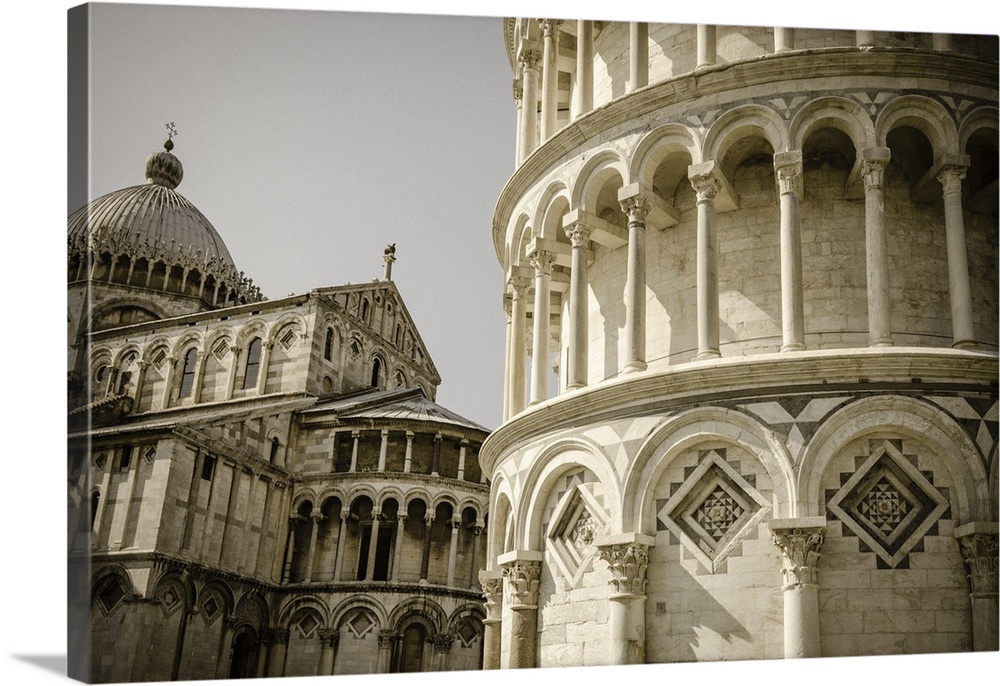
480, 347, 999, 474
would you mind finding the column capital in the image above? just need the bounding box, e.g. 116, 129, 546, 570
396, 513, 408, 524
540, 18, 563, 33
596, 534, 654, 597
318, 628, 340, 648
517, 39, 542, 71
774, 150, 804, 197
859, 147, 891, 191
377, 629, 397, 648
432, 633, 455, 652
512, 78, 523, 102
690, 171, 722, 202
563, 220, 593, 247
507, 267, 533, 296
499, 551, 543, 608
618, 192, 650, 222
528, 249, 556, 275
310, 511, 325, 523
956, 522, 999, 596
936, 158, 969, 196
480, 570, 505, 617
770, 518, 827, 590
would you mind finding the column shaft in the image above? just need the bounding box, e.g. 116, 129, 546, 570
509, 277, 530, 415
697, 25, 716, 68
447, 520, 460, 586
391, 515, 407, 582
774, 27, 794, 51
333, 513, 349, 582
572, 20, 594, 119
861, 149, 892, 346
540, 20, 561, 142
628, 22, 648, 92
620, 192, 649, 372
771, 520, 827, 659
365, 515, 381, 581
529, 251, 555, 404
565, 222, 591, 388
480, 571, 504, 669
517, 45, 540, 163
377, 429, 389, 471
776, 152, 805, 351
691, 172, 722, 358
939, 164, 975, 347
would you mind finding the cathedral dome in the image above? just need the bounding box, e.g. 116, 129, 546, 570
67, 138, 263, 310
67, 139, 237, 272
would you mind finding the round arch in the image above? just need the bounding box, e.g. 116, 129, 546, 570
517, 436, 622, 551
572, 149, 628, 212
532, 181, 572, 241
630, 123, 701, 191
797, 395, 991, 522
704, 104, 788, 171
625, 406, 796, 534
789, 96, 876, 152
875, 95, 959, 155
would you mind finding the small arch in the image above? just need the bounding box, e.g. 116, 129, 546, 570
875, 95, 959, 157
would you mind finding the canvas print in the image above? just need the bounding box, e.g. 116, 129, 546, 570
67, 3, 998, 684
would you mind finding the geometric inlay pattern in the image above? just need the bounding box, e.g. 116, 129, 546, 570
546, 481, 609, 588
656, 449, 771, 574
96, 577, 128, 617
346, 608, 377, 639
455, 617, 480, 648
827, 440, 949, 569
201, 593, 222, 626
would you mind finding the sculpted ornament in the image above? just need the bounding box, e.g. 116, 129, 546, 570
377, 629, 397, 648
529, 250, 556, 276
564, 222, 593, 248
776, 164, 802, 196
598, 543, 650, 596
481, 576, 504, 616
502, 559, 541, 607
619, 194, 650, 223
690, 174, 721, 203
959, 533, 998, 595
433, 633, 455, 652
771, 527, 826, 589
861, 159, 886, 190
937, 165, 967, 196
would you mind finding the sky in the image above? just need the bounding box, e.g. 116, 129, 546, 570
4, 1, 998, 685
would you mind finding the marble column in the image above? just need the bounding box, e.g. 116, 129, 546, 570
517, 42, 541, 163
572, 20, 594, 120
349, 430, 360, 472
304, 511, 323, 583
281, 515, 301, 583
627, 22, 648, 92
470, 524, 483, 588
690, 168, 722, 359
391, 514, 407, 582
446, 517, 462, 586
377, 429, 389, 471
597, 534, 654, 665
318, 630, 339, 675
480, 570, 504, 669
266, 628, 289, 678
376, 630, 397, 673
365, 510, 382, 581
502, 295, 512, 421
512, 80, 523, 166
619, 191, 650, 372
770, 518, 827, 658
403, 431, 414, 473
861, 147, 893, 346
564, 219, 592, 388
937, 159, 976, 348
774, 27, 794, 52
529, 250, 556, 405
856, 30, 876, 47
540, 19, 561, 143
956, 523, 999, 652
508, 273, 531, 415
255, 341, 273, 394
420, 512, 435, 582
457, 440, 468, 480
932, 33, 954, 51
333, 511, 350, 582
500, 551, 543, 669
697, 25, 716, 68
190, 350, 208, 403
775, 151, 806, 351
224, 345, 241, 399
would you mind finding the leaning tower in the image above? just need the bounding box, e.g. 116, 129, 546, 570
479, 19, 998, 669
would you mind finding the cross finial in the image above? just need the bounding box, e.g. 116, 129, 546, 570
166, 122, 178, 140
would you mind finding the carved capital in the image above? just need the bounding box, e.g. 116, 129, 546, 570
564, 221, 593, 248
507, 274, 532, 298
690, 173, 722, 203
540, 19, 563, 35
518, 48, 541, 72
396, 514, 408, 524
512, 78, 523, 102
958, 532, 998, 595
529, 249, 556, 276
861, 159, 887, 191
432, 633, 455, 652
937, 165, 967, 196
501, 558, 541, 608
318, 628, 340, 648
771, 524, 826, 589
597, 542, 650, 596
377, 629, 397, 648
480, 574, 504, 618
619, 193, 650, 223
310, 512, 325, 523
776, 164, 802, 196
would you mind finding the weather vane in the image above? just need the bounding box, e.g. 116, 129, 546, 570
166, 122, 178, 140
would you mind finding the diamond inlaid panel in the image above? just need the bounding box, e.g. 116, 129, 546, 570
656, 449, 771, 573
827, 440, 949, 568
545, 480, 608, 588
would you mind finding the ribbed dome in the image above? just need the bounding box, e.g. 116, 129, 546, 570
67, 140, 236, 272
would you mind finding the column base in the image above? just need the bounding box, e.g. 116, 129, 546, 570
566, 382, 587, 390
952, 339, 977, 350
868, 338, 893, 347
623, 361, 647, 373
695, 349, 721, 360
780, 342, 806, 353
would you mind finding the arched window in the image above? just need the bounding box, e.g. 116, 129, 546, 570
361, 298, 370, 323
370, 357, 382, 388
178, 348, 198, 398
394, 323, 402, 347
269, 437, 280, 463
243, 338, 262, 389
87, 492, 100, 532
324, 328, 334, 361
392, 622, 428, 672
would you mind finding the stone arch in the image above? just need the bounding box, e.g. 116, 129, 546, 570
572, 149, 628, 214
876, 94, 960, 155
959, 105, 999, 154
278, 594, 331, 630
387, 596, 447, 634
291, 490, 318, 513
375, 487, 405, 512
402, 487, 434, 511
630, 123, 701, 196
797, 395, 991, 523
789, 96, 876, 152
488, 478, 515, 562
171, 330, 203, 360
532, 181, 572, 241
235, 318, 269, 348
704, 104, 787, 177
346, 485, 380, 509
90, 563, 135, 612
197, 579, 235, 624
626, 406, 797, 534
518, 436, 621, 551
332, 595, 387, 630
430, 492, 460, 512
87, 297, 165, 332
508, 212, 533, 268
